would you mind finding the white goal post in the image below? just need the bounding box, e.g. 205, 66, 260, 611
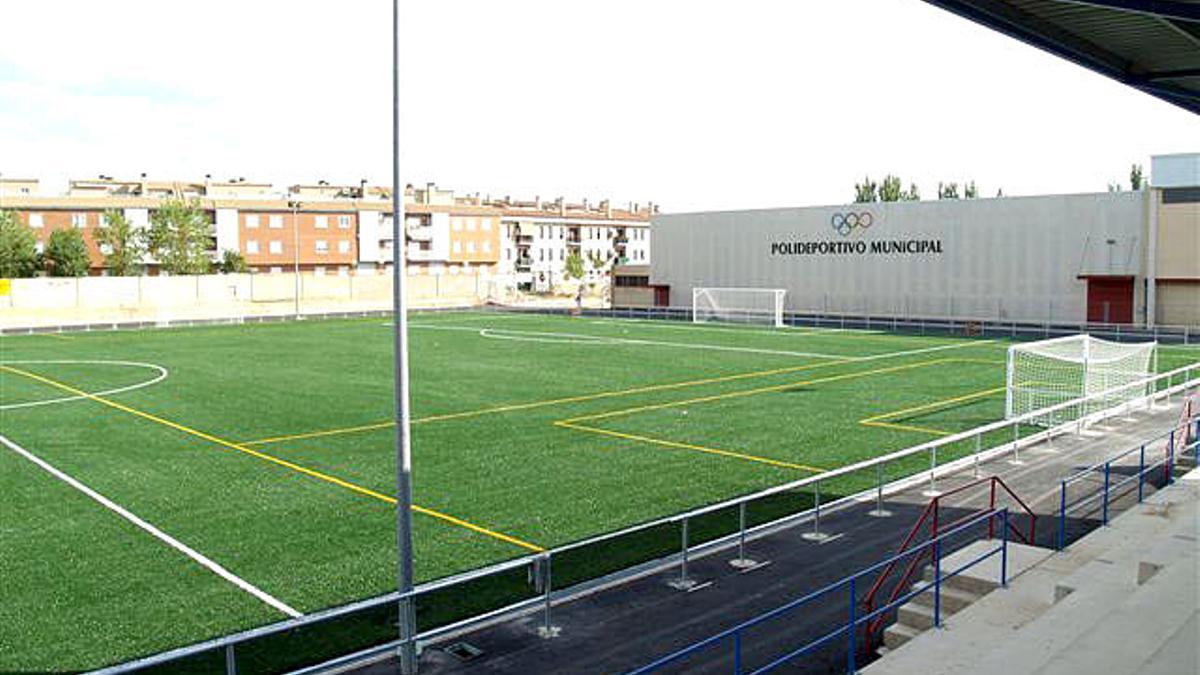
1005, 334, 1158, 425
692, 287, 786, 327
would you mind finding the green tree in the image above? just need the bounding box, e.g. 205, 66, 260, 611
0, 210, 41, 277
1130, 164, 1144, 191
879, 175, 903, 202
902, 183, 920, 201
854, 176, 878, 203
216, 249, 249, 274
938, 182, 960, 200
564, 250, 585, 280
44, 228, 90, 277
964, 181, 978, 199
95, 209, 146, 276
147, 198, 212, 274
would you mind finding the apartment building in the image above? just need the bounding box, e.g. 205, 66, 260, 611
0, 177, 651, 291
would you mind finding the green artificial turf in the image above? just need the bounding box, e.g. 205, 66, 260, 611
1, 311, 1196, 672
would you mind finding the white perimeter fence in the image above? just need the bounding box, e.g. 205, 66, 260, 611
0, 272, 494, 330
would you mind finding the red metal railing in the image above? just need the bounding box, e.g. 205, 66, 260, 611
861, 476, 1035, 649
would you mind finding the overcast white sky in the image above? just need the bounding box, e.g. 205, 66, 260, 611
1, 0, 1196, 212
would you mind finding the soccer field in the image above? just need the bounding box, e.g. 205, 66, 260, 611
2, 311, 1196, 672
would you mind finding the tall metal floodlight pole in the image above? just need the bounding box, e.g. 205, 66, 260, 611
392, 0, 419, 671
288, 199, 302, 316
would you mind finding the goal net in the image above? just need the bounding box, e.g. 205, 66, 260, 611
1005, 334, 1157, 425
692, 287, 786, 327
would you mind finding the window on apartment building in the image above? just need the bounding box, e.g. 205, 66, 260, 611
482, 241, 491, 253
338, 240, 351, 254
314, 266, 326, 276
28, 214, 43, 228
246, 240, 260, 254
452, 241, 462, 253
466, 218, 476, 232
338, 215, 352, 229
72, 213, 87, 228
338, 266, 349, 277
481, 219, 491, 231
559, 227, 564, 239
98, 243, 113, 255
453, 219, 463, 231
35, 241, 45, 254
269, 215, 283, 229
269, 240, 283, 254
315, 240, 329, 254
466, 241, 476, 253
539, 249, 544, 262
315, 216, 329, 229
246, 215, 259, 228
559, 249, 564, 261
270, 266, 282, 274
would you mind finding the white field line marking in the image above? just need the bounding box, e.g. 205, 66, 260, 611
589, 318, 863, 338
0, 360, 169, 411
416, 323, 994, 362
0, 432, 302, 618
852, 339, 996, 362
412, 324, 859, 360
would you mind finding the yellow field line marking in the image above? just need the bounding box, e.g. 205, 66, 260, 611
0, 364, 544, 553
551, 358, 995, 469
555, 420, 825, 473
859, 386, 1006, 425
560, 358, 965, 425
244, 421, 395, 446
240, 358, 864, 446
858, 420, 954, 436
856, 385, 1006, 437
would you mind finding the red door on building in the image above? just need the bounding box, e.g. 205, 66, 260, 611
1085, 277, 1134, 324
653, 286, 671, 307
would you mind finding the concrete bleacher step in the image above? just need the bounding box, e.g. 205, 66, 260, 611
882, 621, 921, 650
862, 470, 1200, 675
907, 583, 981, 615
875, 541, 1048, 656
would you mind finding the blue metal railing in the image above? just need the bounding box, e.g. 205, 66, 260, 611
626, 509, 1011, 675
1057, 413, 1200, 551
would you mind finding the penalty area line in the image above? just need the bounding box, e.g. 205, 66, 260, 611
0, 431, 302, 619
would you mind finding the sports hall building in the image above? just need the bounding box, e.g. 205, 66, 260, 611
648, 153, 1199, 327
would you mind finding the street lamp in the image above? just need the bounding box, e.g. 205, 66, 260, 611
288, 199, 302, 316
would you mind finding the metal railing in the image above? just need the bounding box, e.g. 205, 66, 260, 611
861, 476, 1034, 647
1056, 411, 1200, 551
626, 509, 1011, 675
591, 304, 1198, 345
90, 359, 1198, 674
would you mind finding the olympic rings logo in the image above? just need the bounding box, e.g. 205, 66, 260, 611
831, 212, 874, 236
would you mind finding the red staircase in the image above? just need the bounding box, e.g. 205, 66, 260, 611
861, 476, 1036, 651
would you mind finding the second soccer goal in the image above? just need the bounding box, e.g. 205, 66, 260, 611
1005, 334, 1157, 425
692, 287, 787, 327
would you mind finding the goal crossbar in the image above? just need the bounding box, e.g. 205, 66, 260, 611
692, 287, 786, 328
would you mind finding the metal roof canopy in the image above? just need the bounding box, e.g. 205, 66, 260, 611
922, 0, 1200, 115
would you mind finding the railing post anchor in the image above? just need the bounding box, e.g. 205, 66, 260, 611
668, 518, 700, 591
868, 463, 892, 518
537, 554, 560, 638
922, 448, 941, 497
730, 502, 760, 569
802, 483, 832, 542
1009, 423, 1024, 465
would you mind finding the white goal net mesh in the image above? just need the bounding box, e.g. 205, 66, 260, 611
1005, 334, 1157, 425
692, 288, 786, 327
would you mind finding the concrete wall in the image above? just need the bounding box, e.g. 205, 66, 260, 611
0, 271, 491, 328
651, 192, 1148, 324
